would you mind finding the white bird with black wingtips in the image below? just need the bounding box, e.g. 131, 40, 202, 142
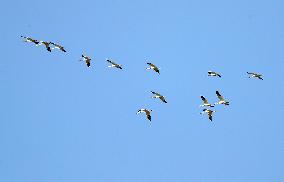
146, 62, 160, 74
215, 91, 229, 106
247, 72, 263, 80
208, 71, 221, 78
137, 109, 152, 122
200, 108, 216, 121
200, 95, 214, 107
21, 36, 40, 45
50, 42, 66, 52
151, 91, 167, 103
106, 59, 122, 69
80, 55, 92, 67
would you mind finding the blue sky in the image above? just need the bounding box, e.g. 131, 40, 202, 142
1, 0, 284, 181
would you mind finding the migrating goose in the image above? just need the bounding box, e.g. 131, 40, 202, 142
80, 55, 91, 67
137, 109, 152, 121
146, 62, 160, 74
50, 42, 66, 52
208, 71, 221, 78
200, 108, 216, 121
200, 95, 214, 107
215, 91, 229, 106
106, 59, 122, 69
151, 91, 167, 103
247, 72, 263, 80
21, 36, 40, 45
39, 41, 52, 52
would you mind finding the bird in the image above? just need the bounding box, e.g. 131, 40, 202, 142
137, 109, 152, 122
50, 42, 66, 52
200, 108, 216, 121
247, 72, 263, 80
80, 55, 91, 67
106, 59, 122, 69
215, 91, 230, 106
39, 41, 52, 52
208, 71, 221, 78
146, 62, 160, 74
151, 91, 167, 103
200, 95, 214, 107
21, 36, 40, 45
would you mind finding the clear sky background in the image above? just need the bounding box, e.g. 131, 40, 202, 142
1, 0, 284, 181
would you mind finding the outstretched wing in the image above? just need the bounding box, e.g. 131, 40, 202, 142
107, 59, 115, 64
216, 91, 224, 101
160, 96, 167, 103
208, 115, 213, 121
153, 67, 160, 74
151, 91, 161, 97
200, 96, 209, 104
147, 114, 151, 121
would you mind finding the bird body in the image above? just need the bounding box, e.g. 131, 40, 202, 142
21, 36, 40, 45
106, 59, 122, 69
200, 95, 214, 107
247, 72, 263, 80
151, 91, 167, 103
80, 55, 91, 67
215, 91, 229, 106
200, 108, 216, 121
137, 109, 152, 121
39, 41, 52, 52
208, 71, 221, 78
50, 42, 66, 52
146, 62, 160, 74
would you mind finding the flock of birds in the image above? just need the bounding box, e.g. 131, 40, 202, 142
21, 36, 264, 123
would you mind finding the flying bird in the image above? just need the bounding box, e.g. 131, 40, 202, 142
215, 91, 229, 106
137, 109, 152, 122
200, 108, 216, 121
21, 36, 40, 45
80, 55, 91, 67
50, 42, 66, 52
39, 41, 52, 52
200, 95, 214, 107
208, 71, 221, 78
146, 62, 160, 74
151, 91, 167, 103
247, 72, 263, 80
106, 59, 122, 69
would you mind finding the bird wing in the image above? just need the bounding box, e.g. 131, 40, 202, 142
86, 59, 91, 67
208, 115, 212, 121
153, 67, 160, 74
147, 62, 152, 66
247, 72, 254, 75
216, 91, 225, 101
200, 96, 209, 104
160, 96, 167, 103
147, 114, 151, 121
107, 59, 115, 65
151, 91, 161, 97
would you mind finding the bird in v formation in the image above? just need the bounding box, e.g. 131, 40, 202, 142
21, 35, 264, 123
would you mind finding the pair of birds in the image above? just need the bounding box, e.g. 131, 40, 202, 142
208, 71, 263, 80
200, 91, 229, 121
79, 55, 123, 69
21, 36, 66, 52
136, 91, 167, 122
